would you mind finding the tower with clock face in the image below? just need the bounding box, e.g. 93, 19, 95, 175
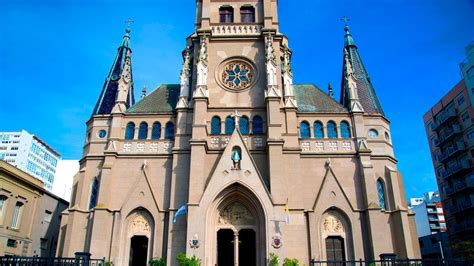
58, 1, 420, 265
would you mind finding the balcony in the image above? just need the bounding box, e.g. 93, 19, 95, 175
211, 24, 263, 36
448, 196, 474, 215
428, 217, 439, 222
434, 125, 462, 147
445, 176, 474, 196
436, 141, 466, 163
440, 159, 471, 180
431, 109, 457, 131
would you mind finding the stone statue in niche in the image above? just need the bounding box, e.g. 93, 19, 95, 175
265, 34, 277, 86
130, 214, 150, 235
196, 37, 208, 86
231, 148, 241, 170
179, 47, 191, 98
218, 202, 255, 225
323, 215, 344, 233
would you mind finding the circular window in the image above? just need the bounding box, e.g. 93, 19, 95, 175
216, 58, 257, 92
98, 130, 107, 139
368, 129, 378, 138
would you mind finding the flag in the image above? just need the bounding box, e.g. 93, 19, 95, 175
173, 203, 187, 223
285, 199, 290, 224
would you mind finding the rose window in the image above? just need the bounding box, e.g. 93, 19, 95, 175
222, 62, 253, 90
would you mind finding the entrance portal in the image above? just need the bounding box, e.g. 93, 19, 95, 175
130, 235, 148, 266
239, 229, 256, 266
217, 229, 234, 266
326, 236, 345, 262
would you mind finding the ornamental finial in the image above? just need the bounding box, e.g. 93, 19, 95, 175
231, 110, 242, 128
125, 17, 134, 33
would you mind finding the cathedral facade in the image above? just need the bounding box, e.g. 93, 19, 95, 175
58, 1, 420, 265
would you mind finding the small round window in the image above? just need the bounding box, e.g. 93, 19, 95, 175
98, 130, 107, 139
368, 129, 378, 138
384, 132, 390, 141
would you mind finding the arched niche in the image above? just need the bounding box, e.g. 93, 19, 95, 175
121, 208, 155, 266
320, 208, 354, 261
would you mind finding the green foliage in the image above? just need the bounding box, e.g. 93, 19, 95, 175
104, 261, 114, 266
176, 253, 201, 266
452, 241, 474, 260
269, 253, 280, 266
283, 257, 299, 266
149, 257, 166, 266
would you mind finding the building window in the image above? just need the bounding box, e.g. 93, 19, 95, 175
462, 112, 470, 122
219, 6, 234, 23
240, 116, 249, 135
40, 238, 48, 251
89, 178, 99, 210
138, 122, 148, 140
225, 116, 235, 135
300, 121, 310, 139
368, 129, 378, 138
11, 202, 24, 229
211, 116, 221, 135
152, 122, 161, 140
468, 131, 474, 140
384, 132, 390, 141
44, 210, 52, 223
7, 239, 17, 248
125, 122, 135, 140
240, 6, 255, 23
253, 116, 263, 134
377, 179, 386, 210
314, 121, 324, 139
165, 122, 175, 140
0, 196, 6, 224
327, 121, 337, 139
97, 130, 107, 139
340, 121, 351, 139
457, 96, 465, 106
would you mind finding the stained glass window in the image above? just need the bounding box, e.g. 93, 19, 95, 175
327, 121, 337, 139
253, 116, 263, 134
240, 116, 249, 134
165, 122, 175, 140
377, 179, 386, 210
211, 116, 221, 135
138, 122, 148, 140
300, 121, 310, 139
125, 122, 135, 140
89, 178, 99, 210
340, 121, 351, 139
152, 122, 161, 140
225, 116, 235, 135
98, 130, 107, 139
314, 121, 324, 139
222, 62, 253, 90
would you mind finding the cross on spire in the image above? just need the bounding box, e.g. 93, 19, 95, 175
125, 17, 134, 30
340, 16, 350, 26
231, 110, 242, 127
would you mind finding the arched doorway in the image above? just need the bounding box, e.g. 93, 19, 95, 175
123, 209, 154, 266
320, 209, 354, 262
209, 184, 266, 266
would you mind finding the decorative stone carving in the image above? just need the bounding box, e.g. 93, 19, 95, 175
177, 47, 192, 108
130, 214, 150, 235
196, 37, 208, 87
218, 202, 255, 225
222, 62, 253, 90
323, 215, 344, 233
281, 44, 296, 107
344, 48, 364, 112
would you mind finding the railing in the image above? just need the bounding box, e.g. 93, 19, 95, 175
0, 256, 105, 266
211, 24, 263, 36
310, 259, 472, 266
444, 174, 474, 196
299, 139, 356, 153
434, 125, 462, 147
435, 141, 465, 162
440, 159, 470, 180
431, 108, 457, 131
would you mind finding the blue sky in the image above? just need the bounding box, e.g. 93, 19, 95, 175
1, 0, 473, 199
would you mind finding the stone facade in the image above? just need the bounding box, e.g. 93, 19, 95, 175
58, 1, 420, 265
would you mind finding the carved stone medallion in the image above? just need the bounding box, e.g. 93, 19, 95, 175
323, 215, 344, 233
218, 202, 255, 226
130, 214, 150, 235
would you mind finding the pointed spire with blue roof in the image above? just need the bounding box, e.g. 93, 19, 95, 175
339, 17, 385, 115
92, 19, 135, 116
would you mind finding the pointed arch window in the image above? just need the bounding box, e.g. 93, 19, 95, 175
377, 179, 386, 210
165, 122, 175, 140
240, 6, 255, 23
151, 122, 161, 140
327, 121, 338, 139
340, 121, 351, 139
219, 6, 234, 23
125, 122, 135, 140
211, 116, 221, 135
314, 121, 324, 139
89, 177, 100, 210
138, 122, 148, 140
240, 116, 249, 135
300, 121, 310, 139
11, 202, 24, 229
225, 116, 235, 135
253, 116, 263, 135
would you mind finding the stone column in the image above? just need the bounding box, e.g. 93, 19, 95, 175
234, 232, 239, 266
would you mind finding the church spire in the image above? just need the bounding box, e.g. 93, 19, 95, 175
92, 21, 135, 116
340, 20, 384, 115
